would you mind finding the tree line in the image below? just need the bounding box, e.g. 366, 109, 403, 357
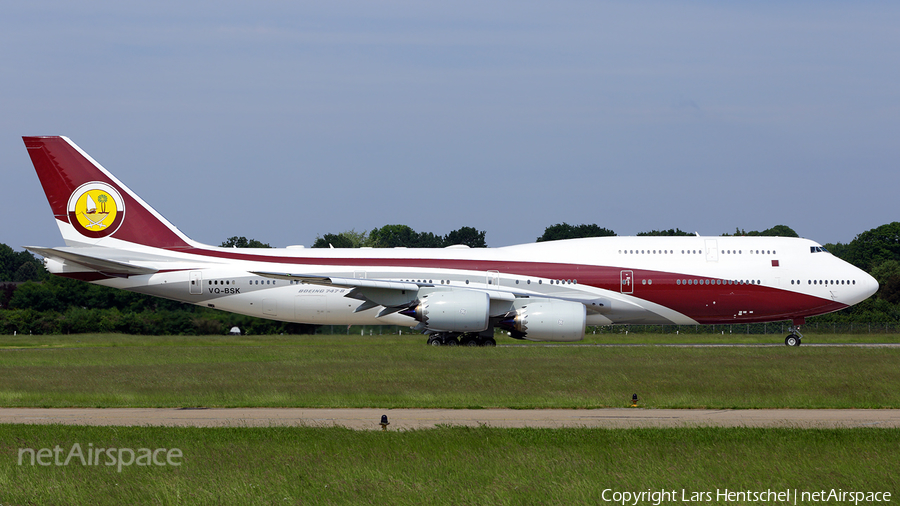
311, 225, 487, 249
1, 222, 897, 334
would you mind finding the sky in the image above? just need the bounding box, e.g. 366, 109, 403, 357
2, 1, 898, 249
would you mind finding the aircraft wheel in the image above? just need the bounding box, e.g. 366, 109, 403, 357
427, 336, 442, 346
444, 336, 458, 346
480, 337, 497, 347
785, 335, 800, 347
460, 335, 479, 346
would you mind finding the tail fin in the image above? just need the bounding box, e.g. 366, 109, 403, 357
23, 136, 192, 250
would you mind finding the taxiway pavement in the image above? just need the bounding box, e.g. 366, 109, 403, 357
1, 408, 898, 429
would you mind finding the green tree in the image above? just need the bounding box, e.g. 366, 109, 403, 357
13, 262, 40, 282
365, 225, 445, 248
823, 241, 850, 259
0, 244, 46, 282
312, 233, 355, 249
444, 226, 487, 248
313, 226, 486, 248
723, 225, 799, 237
0, 284, 17, 309
760, 225, 799, 237
637, 228, 693, 237
312, 229, 370, 248
368, 225, 420, 248
870, 260, 900, 304
9, 282, 64, 312
220, 236, 272, 248
831, 222, 900, 271
536, 223, 616, 242
416, 231, 445, 248
312, 229, 371, 248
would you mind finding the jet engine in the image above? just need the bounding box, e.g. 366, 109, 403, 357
400, 290, 491, 332
500, 300, 586, 342
42, 257, 67, 275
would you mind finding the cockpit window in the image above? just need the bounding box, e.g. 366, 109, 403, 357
810, 246, 828, 253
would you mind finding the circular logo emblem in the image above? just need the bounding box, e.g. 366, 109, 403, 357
67, 182, 125, 238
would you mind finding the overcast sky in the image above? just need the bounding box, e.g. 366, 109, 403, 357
3, 1, 898, 249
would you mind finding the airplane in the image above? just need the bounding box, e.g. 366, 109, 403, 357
22, 136, 879, 347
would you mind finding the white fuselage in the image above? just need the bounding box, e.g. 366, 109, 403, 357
80, 235, 876, 328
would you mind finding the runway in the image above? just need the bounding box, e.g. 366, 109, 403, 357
1, 408, 898, 429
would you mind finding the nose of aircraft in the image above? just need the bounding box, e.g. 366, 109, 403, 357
850, 269, 879, 306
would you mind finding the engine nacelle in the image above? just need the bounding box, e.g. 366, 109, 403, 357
500, 301, 586, 342
43, 257, 67, 275
43, 257, 90, 275
402, 290, 491, 332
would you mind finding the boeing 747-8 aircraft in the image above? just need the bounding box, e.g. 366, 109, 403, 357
23, 136, 878, 346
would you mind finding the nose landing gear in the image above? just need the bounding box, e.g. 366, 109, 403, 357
785, 326, 803, 346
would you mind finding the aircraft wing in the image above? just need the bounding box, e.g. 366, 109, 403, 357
251, 271, 517, 300
25, 246, 159, 277
252, 271, 441, 316
251, 272, 429, 290
251, 270, 522, 317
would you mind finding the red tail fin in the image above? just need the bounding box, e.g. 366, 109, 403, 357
23, 136, 192, 249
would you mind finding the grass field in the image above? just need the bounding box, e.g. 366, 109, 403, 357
2, 424, 898, 505
2, 333, 898, 504
0, 333, 899, 409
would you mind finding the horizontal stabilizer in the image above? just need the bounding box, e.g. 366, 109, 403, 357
25, 246, 159, 277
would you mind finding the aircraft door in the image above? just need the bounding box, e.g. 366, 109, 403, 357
189, 271, 202, 295
620, 270, 634, 294
487, 270, 500, 288
705, 239, 718, 262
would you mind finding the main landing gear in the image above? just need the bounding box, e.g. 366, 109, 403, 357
785, 326, 803, 347
427, 332, 497, 347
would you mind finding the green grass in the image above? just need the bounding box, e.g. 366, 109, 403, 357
2, 334, 898, 504
0, 334, 899, 408
1, 330, 897, 349
1, 424, 897, 505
